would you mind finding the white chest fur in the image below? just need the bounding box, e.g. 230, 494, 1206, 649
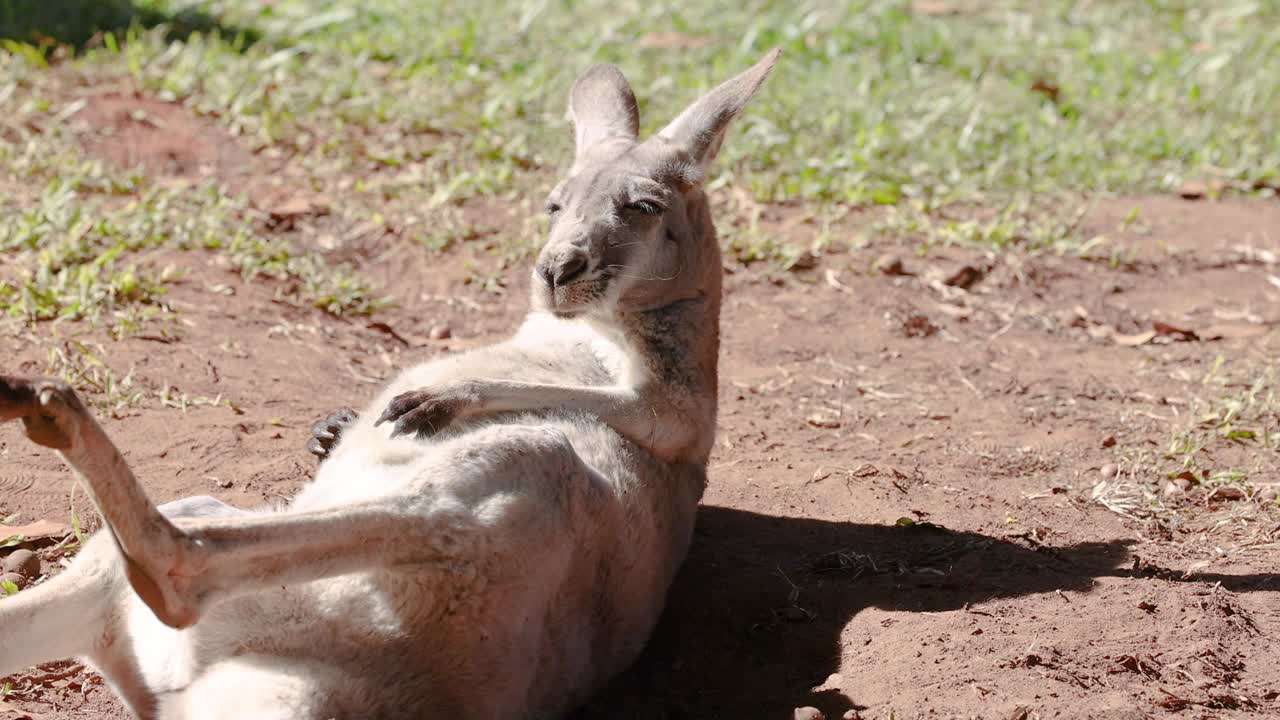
513, 312, 645, 387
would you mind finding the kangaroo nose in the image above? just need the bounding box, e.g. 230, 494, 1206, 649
539, 250, 589, 289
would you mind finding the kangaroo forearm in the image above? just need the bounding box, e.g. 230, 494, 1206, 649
470, 380, 697, 458
473, 380, 636, 416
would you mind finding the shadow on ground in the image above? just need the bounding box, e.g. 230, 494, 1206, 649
580, 505, 1138, 720
0, 0, 258, 50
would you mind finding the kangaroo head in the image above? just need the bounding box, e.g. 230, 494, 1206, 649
532, 49, 780, 318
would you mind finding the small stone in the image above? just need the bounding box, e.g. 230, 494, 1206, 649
819, 672, 843, 690
0, 571, 25, 590
1161, 480, 1183, 498
1259, 485, 1279, 502
1098, 463, 1118, 479
1208, 486, 1245, 502
1177, 181, 1206, 200
793, 708, 825, 720
2, 548, 40, 578
429, 325, 452, 340
874, 254, 907, 276
806, 414, 842, 429
943, 264, 984, 290
842, 711, 864, 720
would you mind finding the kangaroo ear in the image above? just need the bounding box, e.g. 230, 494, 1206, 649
568, 63, 640, 161
657, 48, 780, 172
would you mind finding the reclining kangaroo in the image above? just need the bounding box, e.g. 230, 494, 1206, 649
0, 49, 778, 719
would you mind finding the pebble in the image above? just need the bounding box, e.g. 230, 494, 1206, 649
793, 708, 825, 720
0, 571, 25, 590
2, 548, 40, 578
1161, 480, 1183, 498
1098, 463, 1118, 479
1208, 486, 1245, 501
874, 254, 906, 276
429, 325, 452, 340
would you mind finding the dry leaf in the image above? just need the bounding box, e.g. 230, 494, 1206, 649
943, 265, 984, 290
1086, 324, 1113, 340
1152, 321, 1198, 341
875, 254, 909, 276
1030, 79, 1060, 103
1, 519, 71, 541
1207, 486, 1245, 502
1113, 330, 1157, 347
824, 269, 854, 294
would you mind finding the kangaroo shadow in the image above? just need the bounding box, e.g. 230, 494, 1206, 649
577, 505, 1138, 720
0, 0, 259, 51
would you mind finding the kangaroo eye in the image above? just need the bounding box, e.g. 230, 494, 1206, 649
625, 200, 663, 216
544, 202, 562, 216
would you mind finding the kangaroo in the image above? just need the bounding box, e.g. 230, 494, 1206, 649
0, 48, 778, 720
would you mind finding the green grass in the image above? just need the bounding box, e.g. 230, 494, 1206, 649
1165, 356, 1280, 487
1099, 354, 1280, 521
2, 0, 1279, 329
15, 0, 1275, 205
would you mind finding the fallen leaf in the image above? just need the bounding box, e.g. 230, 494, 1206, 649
824, 269, 854, 294
1113, 330, 1157, 346
806, 415, 842, 429
932, 302, 972, 319
788, 251, 821, 272
1153, 321, 1198, 341
943, 265, 984, 290
1086, 324, 1114, 340
1030, 78, 1060, 103
1207, 486, 1246, 502
367, 321, 412, 346
0, 519, 70, 542
875, 254, 909, 276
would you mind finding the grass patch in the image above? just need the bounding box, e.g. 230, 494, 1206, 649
1165, 356, 1280, 488
0, 180, 180, 332
11, 0, 1272, 208
44, 339, 147, 416
4, 0, 1280, 276
871, 196, 1089, 254
1098, 355, 1280, 522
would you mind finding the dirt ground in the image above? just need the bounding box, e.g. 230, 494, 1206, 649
2, 94, 1279, 720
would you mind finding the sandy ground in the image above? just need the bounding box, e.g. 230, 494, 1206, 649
2, 91, 1279, 720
